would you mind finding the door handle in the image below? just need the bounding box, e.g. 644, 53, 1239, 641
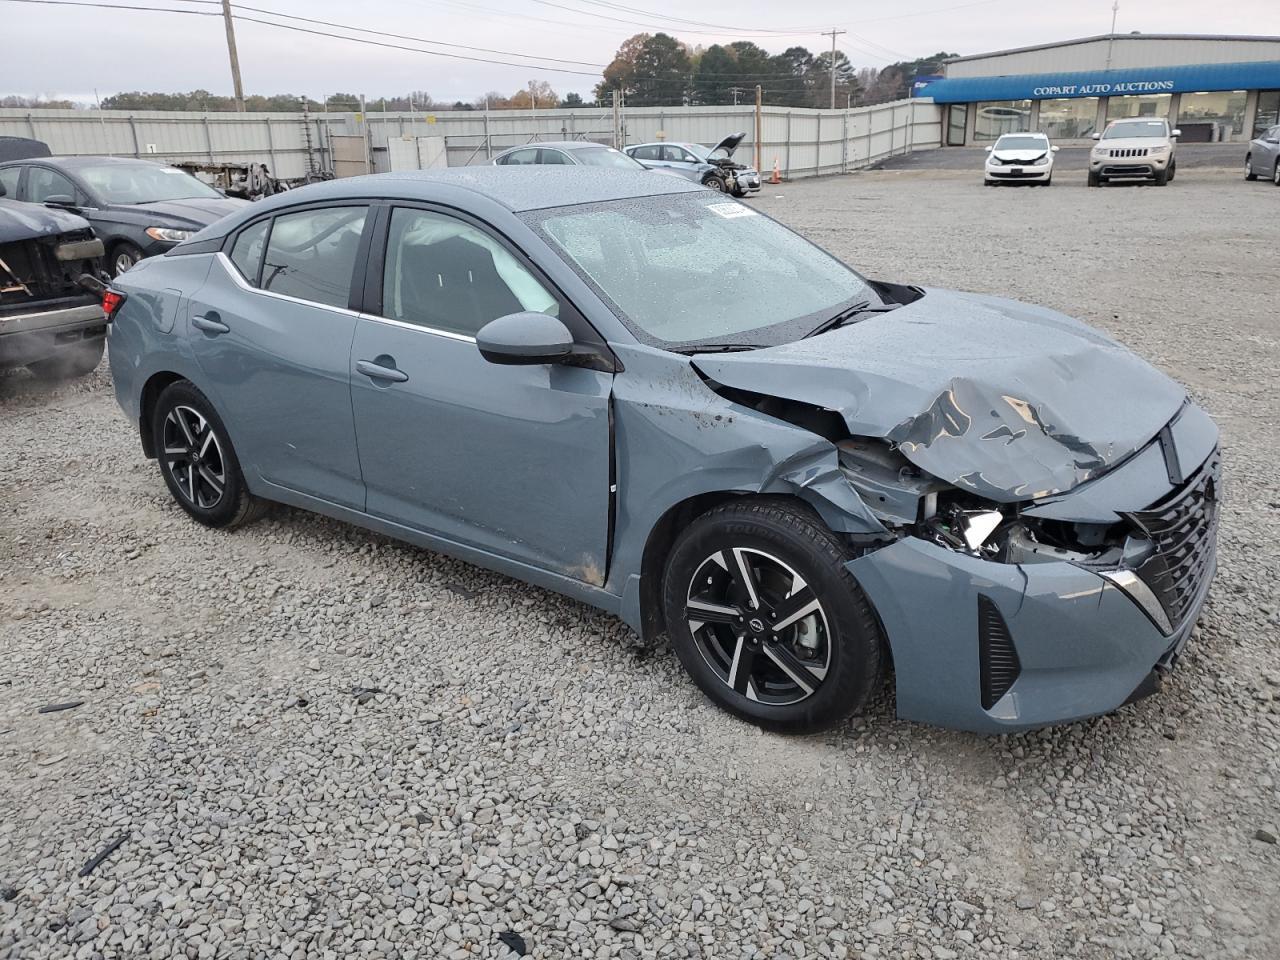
192, 314, 230, 334
356, 359, 409, 383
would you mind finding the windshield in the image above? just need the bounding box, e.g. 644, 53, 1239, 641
1103, 120, 1168, 140
570, 146, 645, 169
527, 192, 875, 349
994, 135, 1048, 150
683, 143, 711, 160
77, 162, 222, 203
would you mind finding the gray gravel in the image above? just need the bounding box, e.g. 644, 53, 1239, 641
2, 169, 1278, 960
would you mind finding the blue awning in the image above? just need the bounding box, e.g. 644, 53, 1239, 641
916, 60, 1280, 103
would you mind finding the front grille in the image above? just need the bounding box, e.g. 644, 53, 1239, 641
1127, 451, 1221, 628
978, 595, 1020, 710
1109, 147, 1150, 158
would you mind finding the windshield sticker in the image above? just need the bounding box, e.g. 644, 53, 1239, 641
706, 202, 758, 219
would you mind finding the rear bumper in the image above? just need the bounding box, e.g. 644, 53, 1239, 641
0, 300, 106, 366
847, 537, 1212, 734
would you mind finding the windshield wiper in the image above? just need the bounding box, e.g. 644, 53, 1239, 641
803, 299, 901, 339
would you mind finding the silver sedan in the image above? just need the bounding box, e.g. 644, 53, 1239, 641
1245, 124, 1280, 184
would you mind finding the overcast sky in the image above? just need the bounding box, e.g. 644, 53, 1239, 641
2, 0, 1277, 104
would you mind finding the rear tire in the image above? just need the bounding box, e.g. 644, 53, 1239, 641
661, 498, 884, 734
151, 380, 266, 530
26, 337, 104, 380
1245, 155, 1257, 180
1274, 161, 1280, 186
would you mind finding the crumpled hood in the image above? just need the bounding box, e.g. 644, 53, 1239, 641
991, 149, 1047, 162
0, 198, 91, 242
692, 288, 1187, 502
109, 196, 247, 228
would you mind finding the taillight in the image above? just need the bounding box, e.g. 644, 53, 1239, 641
102, 289, 127, 319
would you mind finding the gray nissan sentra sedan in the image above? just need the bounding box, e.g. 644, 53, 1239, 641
105, 168, 1220, 734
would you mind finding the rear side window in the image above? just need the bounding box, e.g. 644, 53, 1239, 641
630, 145, 660, 161
260, 206, 368, 309
228, 219, 269, 284
498, 148, 539, 166
538, 149, 571, 165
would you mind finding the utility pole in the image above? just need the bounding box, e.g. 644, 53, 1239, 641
1105, 1, 1120, 71
822, 28, 846, 110
220, 0, 245, 111
754, 85, 762, 173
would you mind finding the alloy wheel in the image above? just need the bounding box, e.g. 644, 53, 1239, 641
162, 404, 227, 509
684, 547, 830, 706
1274, 162, 1280, 186
114, 250, 137, 275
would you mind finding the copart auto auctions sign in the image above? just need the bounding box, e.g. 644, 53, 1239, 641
1032, 79, 1176, 97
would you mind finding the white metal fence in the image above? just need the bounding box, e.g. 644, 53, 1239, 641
0, 99, 941, 181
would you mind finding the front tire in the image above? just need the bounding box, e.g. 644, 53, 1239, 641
1274, 161, 1280, 186
661, 498, 884, 734
1245, 155, 1257, 180
702, 174, 727, 193
26, 337, 104, 380
1154, 167, 1169, 186
151, 380, 265, 529
111, 241, 144, 277
1087, 170, 1101, 187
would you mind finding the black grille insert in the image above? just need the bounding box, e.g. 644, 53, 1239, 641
978, 595, 1020, 710
1126, 451, 1220, 629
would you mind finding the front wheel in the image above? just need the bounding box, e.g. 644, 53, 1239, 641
662, 498, 884, 734
1245, 155, 1257, 180
1167, 158, 1176, 181
1274, 161, 1280, 186
702, 174, 727, 193
151, 380, 266, 529
1087, 170, 1101, 187
1153, 166, 1169, 186
26, 337, 104, 380
111, 242, 144, 277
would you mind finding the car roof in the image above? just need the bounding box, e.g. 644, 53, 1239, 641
498, 141, 613, 152
0, 154, 173, 171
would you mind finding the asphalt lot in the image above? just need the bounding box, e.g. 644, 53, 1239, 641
2, 166, 1278, 960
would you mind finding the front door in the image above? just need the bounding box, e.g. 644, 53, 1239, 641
187, 203, 370, 508
349, 206, 612, 584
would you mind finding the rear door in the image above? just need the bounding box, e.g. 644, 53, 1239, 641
186, 202, 370, 508
348, 204, 613, 584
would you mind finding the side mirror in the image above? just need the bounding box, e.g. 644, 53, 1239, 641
1266, 137, 1280, 145
0, 181, 5, 198
1051, 145, 1060, 152
984, 145, 993, 152
476, 311, 574, 366
1171, 129, 1182, 138
44, 194, 77, 209
1091, 132, 1102, 140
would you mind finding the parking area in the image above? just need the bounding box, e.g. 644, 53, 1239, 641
2, 168, 1278, 960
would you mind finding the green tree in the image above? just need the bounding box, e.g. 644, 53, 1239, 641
594, 32, 651, 101
629, 33, 692, 106
561, 92, 585, 108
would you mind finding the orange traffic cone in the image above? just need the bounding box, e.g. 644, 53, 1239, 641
770, 158, 782, 184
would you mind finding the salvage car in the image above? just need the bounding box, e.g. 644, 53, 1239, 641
983, 132, 1058, 186
1244, 123, 1280, 185
0, 179, 108, 378
1088, 118, 1180, 186
0, 156, 247, 275
492, 141, 647, 170
625, 134, 762, 196
105, 169, 1220, 734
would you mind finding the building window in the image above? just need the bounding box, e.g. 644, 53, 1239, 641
973, 100, 1032, 140
947, 104, 966, 145
1106, 94, 1172, 123
1255, 91, 1280, 138
1038, 97, 1099, 140
1177, 90, 1247, 142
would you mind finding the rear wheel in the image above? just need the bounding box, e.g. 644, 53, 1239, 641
1245, 155, 1257, 180
1274, 161, 1280, 186
151, 380, 266, 529
26, 337, 104, 380
662, 498, 884, 734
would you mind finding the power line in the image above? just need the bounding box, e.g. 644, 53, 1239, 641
232, 2, 607, 67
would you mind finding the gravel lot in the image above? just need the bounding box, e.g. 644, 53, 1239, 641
2, 167, 1278, 960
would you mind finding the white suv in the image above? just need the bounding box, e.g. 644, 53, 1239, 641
1088, 118, 1180, 187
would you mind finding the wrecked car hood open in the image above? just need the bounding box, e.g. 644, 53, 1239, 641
692, 288, 1187, 502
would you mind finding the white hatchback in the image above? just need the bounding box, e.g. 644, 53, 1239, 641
983, 133, 1059, 186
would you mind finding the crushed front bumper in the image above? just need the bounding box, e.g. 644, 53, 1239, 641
0, 298, 106, 367
847, 537, 1212, 733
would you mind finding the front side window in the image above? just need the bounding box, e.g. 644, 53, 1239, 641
26, 167, 77, 203
528, 193, 874, 350
381, 207, 557, 337
662, 146, 692, 163
260, 206, 368, 308
0, 165, 20, 198
228, 219, 269, 284
76, 162, 221, 203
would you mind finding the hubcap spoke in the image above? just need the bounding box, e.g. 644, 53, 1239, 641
686, 599, 742, 625
730, 547, 762, 610
173, 409, 197, 447
771, 585, 820, 631
727, 636, 757, 695
761, 642, 823, 695
163, 404, 226, 510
